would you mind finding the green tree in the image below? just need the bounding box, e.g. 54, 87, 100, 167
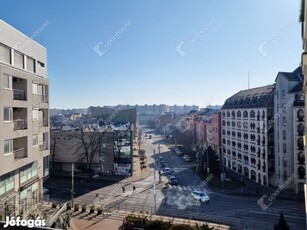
274, 212, 290, 230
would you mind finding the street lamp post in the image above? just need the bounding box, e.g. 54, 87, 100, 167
71, 163, 74, 208
206, 148, 210, 175
153, 149, 157, 213
158, 143, 161, 183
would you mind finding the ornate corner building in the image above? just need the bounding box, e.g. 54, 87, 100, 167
221, 85, 275, 186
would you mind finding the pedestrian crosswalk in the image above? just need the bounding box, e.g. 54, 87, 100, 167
165, 184, 212, 193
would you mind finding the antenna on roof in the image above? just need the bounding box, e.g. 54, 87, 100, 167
248, 71, 250, 89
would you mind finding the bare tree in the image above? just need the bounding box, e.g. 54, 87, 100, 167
50, 131, 60, 173
175, 129, 195, 154
71, 124, 105, 176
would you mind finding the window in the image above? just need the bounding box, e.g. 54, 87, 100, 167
4, 139, 13, 155
282, 90, 286, 99
26, 56, 35, 72
250, 110, 255, 118
297, 109, 304, 121
20, 162, 38, 184
32, 109, 39, 121
4, 107, 12, 121
282, 117, 286, 125
14, 50, 24, 68
0, 172, 15, 196
37, 61, 45, 68
243, 111, 248, 118
0, 43, 11, 64
32, 82, 38, 94
283, 130, 286, 140
43, 156, 49, 177
33, 134, 38, 146
3, 74, 12, 89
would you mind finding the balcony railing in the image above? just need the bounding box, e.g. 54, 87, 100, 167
13, 119, 27, 130
14, 148, 27, 159
41, 94, 49, 103
13, 89, 26, 101
39, 118, 49, 127
39, 142, 48, 151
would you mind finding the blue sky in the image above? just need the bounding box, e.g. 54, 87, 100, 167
0, 0, 302, 109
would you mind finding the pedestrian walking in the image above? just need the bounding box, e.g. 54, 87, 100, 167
133, 185, 136, 193
122, 186, 125, 193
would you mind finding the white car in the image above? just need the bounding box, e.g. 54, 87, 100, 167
191, 191, 210, 202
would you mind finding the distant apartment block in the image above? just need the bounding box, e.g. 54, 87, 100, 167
0, 20, 49, 217
221, 85, 275, 186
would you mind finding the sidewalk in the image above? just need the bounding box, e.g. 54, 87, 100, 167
68, 210, 231, 230
215, 170, 304, 201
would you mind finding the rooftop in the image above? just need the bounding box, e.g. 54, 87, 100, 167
222, 84, 275, 109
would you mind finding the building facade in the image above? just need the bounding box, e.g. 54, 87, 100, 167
274, 67, 304, 191
50, 130, 114, 174
221, 85, 275, 186
301, 0, 307, 226
0, 20, 50, 217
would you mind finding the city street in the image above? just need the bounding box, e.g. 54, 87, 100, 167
119, 131, 306, 230
45, 131, 306, 230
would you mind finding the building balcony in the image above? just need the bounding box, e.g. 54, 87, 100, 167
14, 147, 27, 160
39, 142, 48, 151
13, 89, 26, 101
13, 119, 27, 130
40, 118, 49, 127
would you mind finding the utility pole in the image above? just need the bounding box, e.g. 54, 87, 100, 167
158, 143, 161, 183
71, 163, 74, 208
196, 152, 199, 173
206, 148, 209, 175
153, 149, 156, 213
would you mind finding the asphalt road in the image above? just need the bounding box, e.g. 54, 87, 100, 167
120, 132, 306, 230
44, 131, 306, 230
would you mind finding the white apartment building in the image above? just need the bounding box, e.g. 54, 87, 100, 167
298, 0, 307, 226
274, 67, 305, 192
221, 85, 275, 186
0, 20, 49, 218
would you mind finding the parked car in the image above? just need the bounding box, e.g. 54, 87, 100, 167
163, 167, 172, 176
43, 187, 49, 194
183, 155, 191, 161
159, 158, 165, 164
191, 191, 210, 202
169, 176, 178, 185
149, 135, 152, 139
